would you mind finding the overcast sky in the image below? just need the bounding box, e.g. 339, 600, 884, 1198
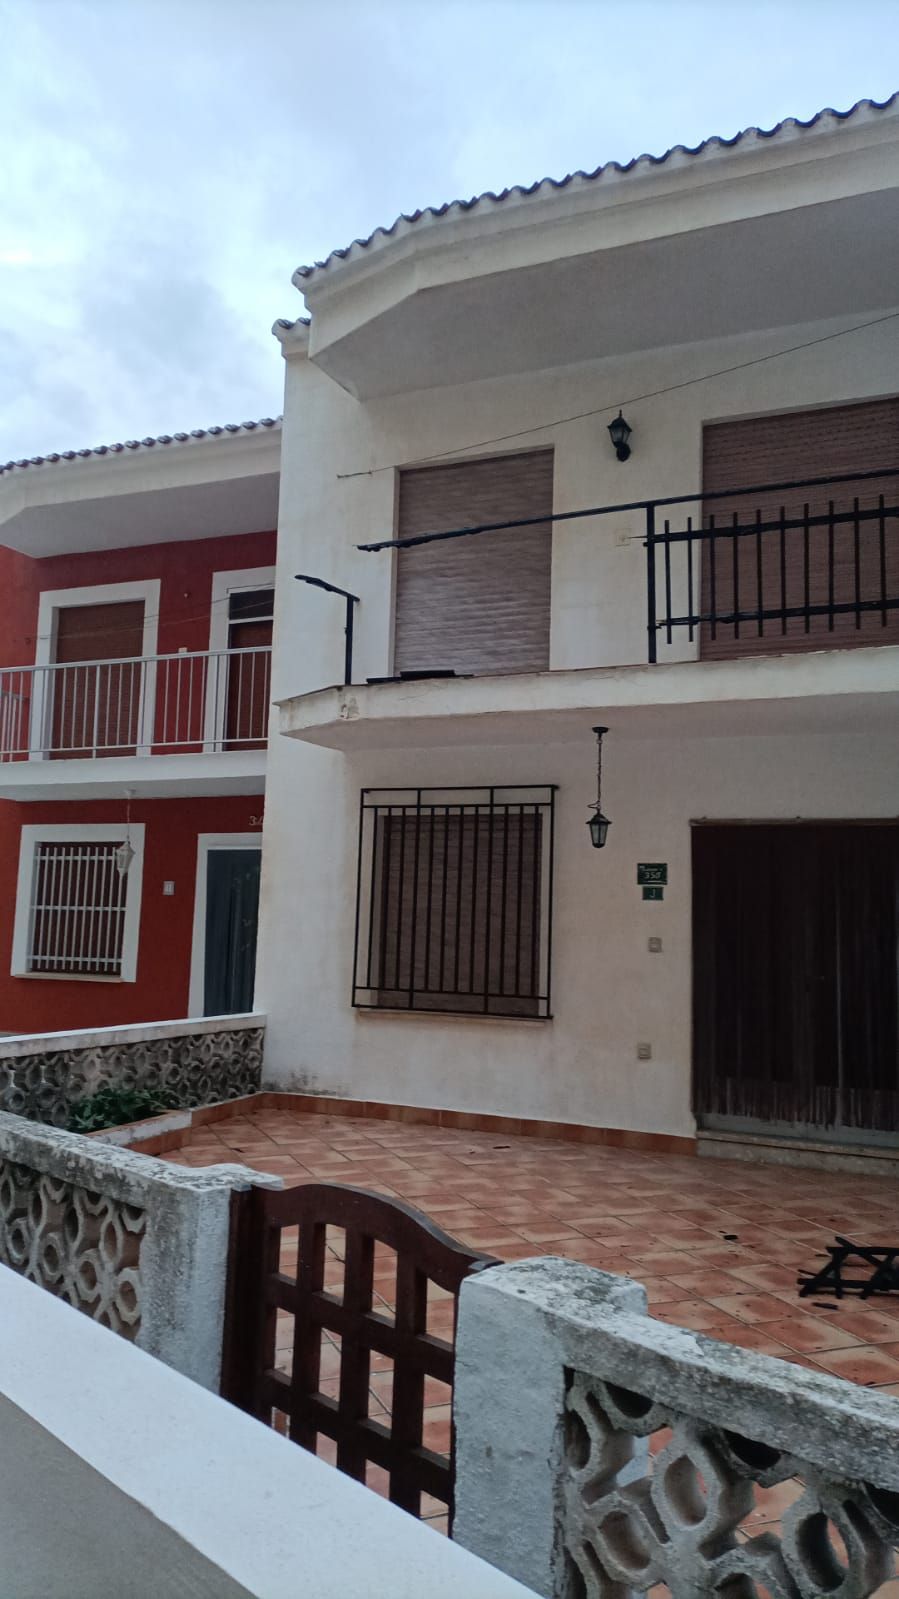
1, 0, 896, 461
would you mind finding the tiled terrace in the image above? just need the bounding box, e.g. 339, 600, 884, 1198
168, 1106, 899, 1548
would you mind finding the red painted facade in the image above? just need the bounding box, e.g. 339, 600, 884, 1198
0, 527, 275, 1035
0, 794, 263, 1034
0, 528, 276, 669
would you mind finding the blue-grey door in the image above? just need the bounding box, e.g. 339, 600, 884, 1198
203, 849, 261, 1016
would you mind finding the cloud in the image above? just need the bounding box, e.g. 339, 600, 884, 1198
1, 0, 897, 459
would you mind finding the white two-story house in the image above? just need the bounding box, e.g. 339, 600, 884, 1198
258, 95, 899, 1161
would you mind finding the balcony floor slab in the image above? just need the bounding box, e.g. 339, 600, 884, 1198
0, 750, 266, 801
278, 644, 899, 751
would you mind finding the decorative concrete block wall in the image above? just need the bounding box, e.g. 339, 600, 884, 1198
454, 1259, 899, 1599
0, 1013, 264, 1127
0, 1110, 277, 1389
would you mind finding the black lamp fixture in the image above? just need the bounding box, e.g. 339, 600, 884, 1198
607, 410, 632, 463
587, 726, 611, 849
115, 789, 136, 876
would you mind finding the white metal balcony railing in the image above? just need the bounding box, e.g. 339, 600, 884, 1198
0, 646, 272, 762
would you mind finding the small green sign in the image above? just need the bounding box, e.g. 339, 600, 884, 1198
637, 863, 668, 886
642, 885, 664, 902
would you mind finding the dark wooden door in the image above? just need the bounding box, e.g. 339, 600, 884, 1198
51, 601, 145, 757
693, 824, 899, 1141
203, 849, 261, 1015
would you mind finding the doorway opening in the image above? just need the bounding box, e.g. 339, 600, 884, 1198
189, 834, 262, 1017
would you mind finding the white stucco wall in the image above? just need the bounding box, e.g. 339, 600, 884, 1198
258, 313, 899, 1135
258, 725, 898, 1136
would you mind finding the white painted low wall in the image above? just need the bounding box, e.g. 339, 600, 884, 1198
0, 1264, 534, 1599
0, 1112, 278, 1388
454, 1259, 899, 1599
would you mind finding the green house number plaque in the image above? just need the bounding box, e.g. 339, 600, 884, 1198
637, 863, 668, 886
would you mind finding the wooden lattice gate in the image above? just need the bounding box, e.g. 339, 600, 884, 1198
220, 1181, 496, 1527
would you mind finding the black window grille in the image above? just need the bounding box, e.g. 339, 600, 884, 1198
352, 786, 555, 1018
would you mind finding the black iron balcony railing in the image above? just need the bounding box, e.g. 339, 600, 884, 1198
644, 465, 899, 662
298, 466, 899, 683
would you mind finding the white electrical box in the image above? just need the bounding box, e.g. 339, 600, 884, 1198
163, 881, 175, 897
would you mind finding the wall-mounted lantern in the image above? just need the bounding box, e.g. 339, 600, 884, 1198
587, 725, 611, 849
607, 410, 632, 463
115, 790, 135, 875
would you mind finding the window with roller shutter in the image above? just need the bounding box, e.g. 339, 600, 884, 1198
701, 398, 899, 659
352, 787, 555, 1018
394, 450, 553, 677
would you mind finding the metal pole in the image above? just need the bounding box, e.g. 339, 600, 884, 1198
345, 594, 355, 686
645, 503, 658, 665
294, 575, 360, 688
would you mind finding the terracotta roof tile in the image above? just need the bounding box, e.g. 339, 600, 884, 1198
293, 94, 898, 285
1, 417, 281, 477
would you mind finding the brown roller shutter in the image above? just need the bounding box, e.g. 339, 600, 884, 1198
375, 811, 542, 1016
394, 450, 553, 676
51, 600, 145, 757
701, 398, 899, 658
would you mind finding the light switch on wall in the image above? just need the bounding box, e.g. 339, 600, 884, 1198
163, 881, 175, 896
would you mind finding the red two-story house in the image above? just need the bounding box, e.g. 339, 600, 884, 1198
0, 419, 280, 1034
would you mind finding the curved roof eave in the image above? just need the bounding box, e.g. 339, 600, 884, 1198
0, 417, 282, 480
291, 94, 899, 291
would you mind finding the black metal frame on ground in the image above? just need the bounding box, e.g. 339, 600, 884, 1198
799, 1237, 899, 1300
220, 1181, 497, 1526
351, 785, 556, 1019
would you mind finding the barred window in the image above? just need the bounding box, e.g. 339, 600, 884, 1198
29, 842, 128, 975
12, 826, 145, 982
352, 787, 554, 1018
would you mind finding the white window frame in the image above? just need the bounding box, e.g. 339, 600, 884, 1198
188, 832, 262, 1018
203, 567, 275, 751
11, 822, 146, 982
31, 580, 161, 759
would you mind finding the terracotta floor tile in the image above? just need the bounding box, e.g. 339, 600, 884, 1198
726, 1264, 802, 1292
651, 1300, 743, 1333
814, 1307, 899, 1344
640, 1277, 694, 1306
710, 1326, 798, 1360
663, 1245, 759, 1268
665, 1270, 752, 1295
813, 1345, 899, 1385
706, 1292, 797, 1325
167, 1105, 899, 1409
625, 1249, 710, 1272
760, 1314, 864, 1354
515, 1224, 583, 1243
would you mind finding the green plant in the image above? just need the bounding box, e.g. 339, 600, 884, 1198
67, 1085, 176, 1134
